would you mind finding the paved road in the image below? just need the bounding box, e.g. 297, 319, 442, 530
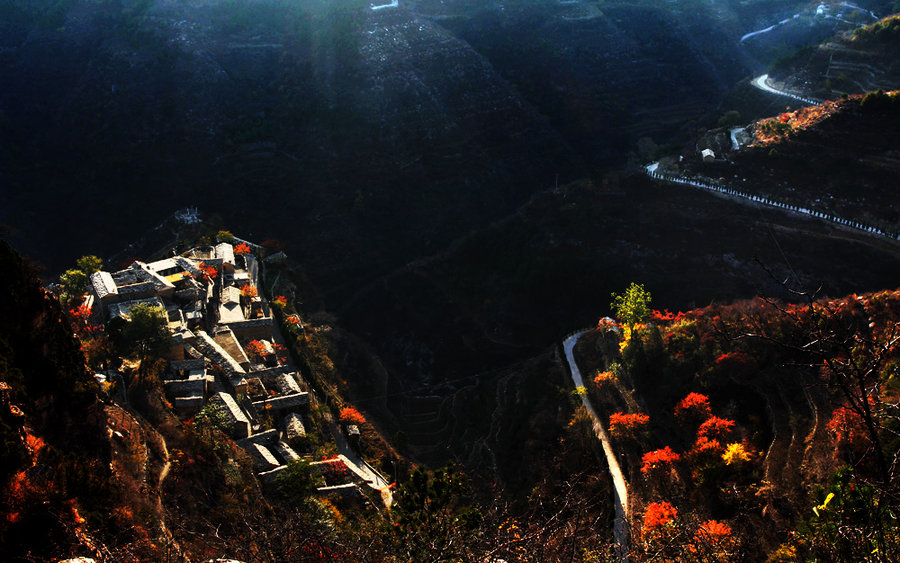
644, 164, 899, 242
729, 127, 745, 151
563, 331, 630, 562
370, 0, 398, 10
740, 15, 797, 42
752, 74, 818, 105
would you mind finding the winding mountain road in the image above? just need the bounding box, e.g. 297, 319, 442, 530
563, 331, 630, 562
740, 15, 798, 42
752, 74, 818, 105
370, 0, 398, 10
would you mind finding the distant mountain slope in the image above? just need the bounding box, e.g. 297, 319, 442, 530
336, 172, 900, 464
0, 0, 582, 292
687, 90, 900, 234
439, 1, 750, 167
770, 12, 900, 98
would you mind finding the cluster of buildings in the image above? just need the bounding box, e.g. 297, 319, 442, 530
86, 240, 311, 481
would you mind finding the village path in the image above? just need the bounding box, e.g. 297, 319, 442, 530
326, 418, 394, 508
150, 428, 179, 555
563, 331, 630, 562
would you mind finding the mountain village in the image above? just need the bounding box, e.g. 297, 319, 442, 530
83, 236, 392, 507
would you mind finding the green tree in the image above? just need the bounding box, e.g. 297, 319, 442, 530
115, 303, 170, 377
75, 255, 103, 275
276, 459, 319, 504
391, 466, 482, 561
216, 230, 235, 243
58, 268, 88, 304
717, 110, 741, 128
610, 282, 652, 329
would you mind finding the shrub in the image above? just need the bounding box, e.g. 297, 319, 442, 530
643, 501, 678, 535
721, 443, 752, 465
339, 407, 366, 426
641, 446, 681, 475
698, 416, 736, 441
674, 392, 712, 421
609, 412, 650, 439
245, 340, 269, 359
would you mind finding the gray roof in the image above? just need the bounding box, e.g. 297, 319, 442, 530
90, 271, 118, 300
218, 299, 245, 324
248, 443, 280, 471
131, 261, 176, 292
252, 392, 310, 412
212, 391, 251, 428
145, 258, 179, 274
276, 373, 302, 395
175, 256, 202, 277
215, 243, 235, 266
220, 317, 273, 329
212, 327, 250, 366
174, 396, 204, 409
164, 377, 206, 396
272, 441, 300, 463
237, 429, 279, 447
170, 359, 206, 372
195, 331, 246, 376
221, 285, 241, 305
117, 280, 155, 296
284, 413, 306, 440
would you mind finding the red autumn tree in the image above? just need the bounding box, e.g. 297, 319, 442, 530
240, 285, 258, 298
827, 405, 871, 463
697, 416, 736, 441
339, 407, 366, 426
245, 340, 269, 359
233, 242, 251, 255
641, 446, 681, 475
609, 412, 650, 439
689, 436, 723, 460
691, 519, 735, 558
643, 501, 678, 536
198, 262, 218, 281
827, 406, 868, 446
67, 304, 96, 337
674, 392, 712, 423
714, 351, 755, 377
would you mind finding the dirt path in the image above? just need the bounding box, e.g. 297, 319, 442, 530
563, 331, 630, 562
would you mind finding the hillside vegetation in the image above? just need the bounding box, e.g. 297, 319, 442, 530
688, 91, 900, 235
5, 231, 899, 560
575, 288, 900, 560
